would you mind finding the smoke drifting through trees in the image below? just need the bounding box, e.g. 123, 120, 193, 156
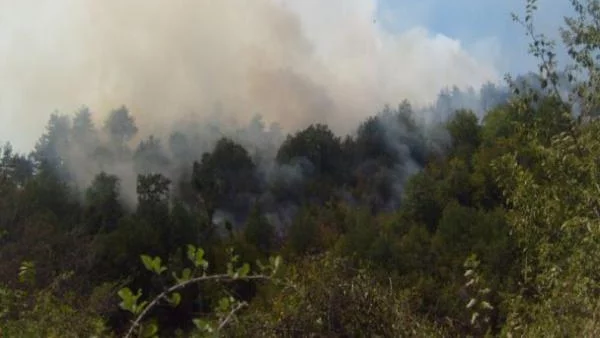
0, 0, 501, 152
23, 82, 510, 232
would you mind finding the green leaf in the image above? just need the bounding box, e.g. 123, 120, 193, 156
186, 245, 196, 263
193, 318, 214, 333
237, 263, 250, 278
140, 255, 167, 275
218, 297, 231, 312
141, 322, 158, 337
118, 287, 143, 314
141, 255, 154, 272
173, 268, 192, 283
187, 245, 208, 269
272, 256, 282, 273
256, 259, 266, 272
480, 301, 494, 310
182, 268, 192, 280
168, 292, 182, 307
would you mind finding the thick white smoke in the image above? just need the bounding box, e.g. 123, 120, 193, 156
0, 0, 501, 152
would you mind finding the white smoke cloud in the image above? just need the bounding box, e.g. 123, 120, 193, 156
0, 0, 501, 152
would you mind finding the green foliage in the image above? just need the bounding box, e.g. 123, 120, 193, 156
462, 254, 494, 336
400, 171, 444, 231
446, 109, 482, 156
0, 288, 108, 338
493, 120, 600, 335
0, 263, 107, 337
85, 172, 123, 233
234, 254, 446, 337
243, 204, 275, 255
118, 287, 147, 316
192, 137, 258, 222
117, 245, 281, 337
140, 255, 168, 275
276, 124, 345, 180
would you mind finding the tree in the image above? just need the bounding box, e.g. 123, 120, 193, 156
84, 172, 123, 233
446, 109, 481, 158
243, 204, 275, 255
276, 124, 345, 182
32, 113, 71, 176
1, 143, 33, 186
133, 135, 170, 175
493, 120, 600, 335
168, 131, 191, 162
400, 171, 444, 232
103, 106, 138, 146
71, 106, 97, 145
136, 173, 171, 225
192, 138, 258, 225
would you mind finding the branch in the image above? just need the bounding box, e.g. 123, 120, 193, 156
217, 301, 247, 331
124, 274, 271, 338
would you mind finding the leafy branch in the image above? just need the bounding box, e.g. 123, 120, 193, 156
463, 254, 494, 336
118, 245, 282, 338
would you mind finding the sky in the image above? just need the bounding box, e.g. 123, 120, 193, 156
377, 0, 573, 75
0, 0, 575, 152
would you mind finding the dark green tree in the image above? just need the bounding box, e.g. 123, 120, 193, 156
243, 204, 275, 255
276, 124, 345, 182
192, 138, 257, 224
84, 172, 123, 233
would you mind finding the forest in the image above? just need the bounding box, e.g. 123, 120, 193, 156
2, 0, 600, 337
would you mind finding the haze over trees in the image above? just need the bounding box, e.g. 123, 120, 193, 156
1, 0, 600, 336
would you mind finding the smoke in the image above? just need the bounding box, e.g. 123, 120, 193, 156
0, 0, 501, 152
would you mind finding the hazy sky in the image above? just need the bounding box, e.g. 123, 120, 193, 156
0, 0, 572, 152
378, 0, 572, 74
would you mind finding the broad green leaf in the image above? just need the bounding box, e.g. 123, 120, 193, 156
172, 268, 192, 284
168, 292, 181, 307
237, 263, 250, 278
186, 245, 197, 264
193, 318, 214, 333
187, 245, 208, 269
140, 255, 167, 275
118, 288, 143, 314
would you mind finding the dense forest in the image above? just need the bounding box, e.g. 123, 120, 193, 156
2, 1, 600, 337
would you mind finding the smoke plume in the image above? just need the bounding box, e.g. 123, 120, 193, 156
0, 0, 501, 151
